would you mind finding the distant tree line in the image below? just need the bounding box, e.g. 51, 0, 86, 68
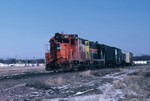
0, 58, 45, 64
133, 55, 150, 61
1, 55, 149, 64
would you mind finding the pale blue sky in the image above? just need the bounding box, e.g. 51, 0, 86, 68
0, 0, 150, 59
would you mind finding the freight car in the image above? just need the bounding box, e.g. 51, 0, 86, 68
123, 52, 133, 66
45, 33, 133, 71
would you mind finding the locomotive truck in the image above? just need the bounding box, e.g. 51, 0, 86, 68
45, 33, 133, 71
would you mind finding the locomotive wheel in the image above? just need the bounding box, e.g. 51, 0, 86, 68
77, 63, 85, 71
45, 67, 51, 71
69, 62, 76, 71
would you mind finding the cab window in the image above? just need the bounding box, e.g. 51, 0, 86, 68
63, 39, 69, 43
50, 40, 54, 44
71, 39, 75, 45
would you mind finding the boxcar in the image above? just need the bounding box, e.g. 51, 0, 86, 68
123, 52, 133, 66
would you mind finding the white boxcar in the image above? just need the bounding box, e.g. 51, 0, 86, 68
124, 52, 133, 65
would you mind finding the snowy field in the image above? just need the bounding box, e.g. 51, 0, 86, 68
0, 65, 150, 101
0, 63, 45, 67
45, 66, 150, 101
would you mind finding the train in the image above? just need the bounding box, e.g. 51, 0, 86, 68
45, 33, 133, 71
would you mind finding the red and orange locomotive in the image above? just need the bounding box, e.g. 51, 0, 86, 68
45, 33, 133, 71
45, 33, 105, 71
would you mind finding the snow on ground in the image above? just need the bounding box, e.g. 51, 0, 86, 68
0, 63, 45, 67
0, 63, 8, 67
0, 65, 46, 78
42, 68, 138, 101
42, 83, 124, 101
0, 65, 149, 101
103, 68, 135, 80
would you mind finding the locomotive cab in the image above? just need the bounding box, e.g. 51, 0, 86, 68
45, 33, 78, 71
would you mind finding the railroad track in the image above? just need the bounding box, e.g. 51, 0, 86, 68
0, 71, 50, 81
0, 65, 137, 81
0, 69, 79, 81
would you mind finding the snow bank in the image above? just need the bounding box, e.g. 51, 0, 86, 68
0, 63, 45, 67
133, 61, 149, 65
0, 63, 9, 67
